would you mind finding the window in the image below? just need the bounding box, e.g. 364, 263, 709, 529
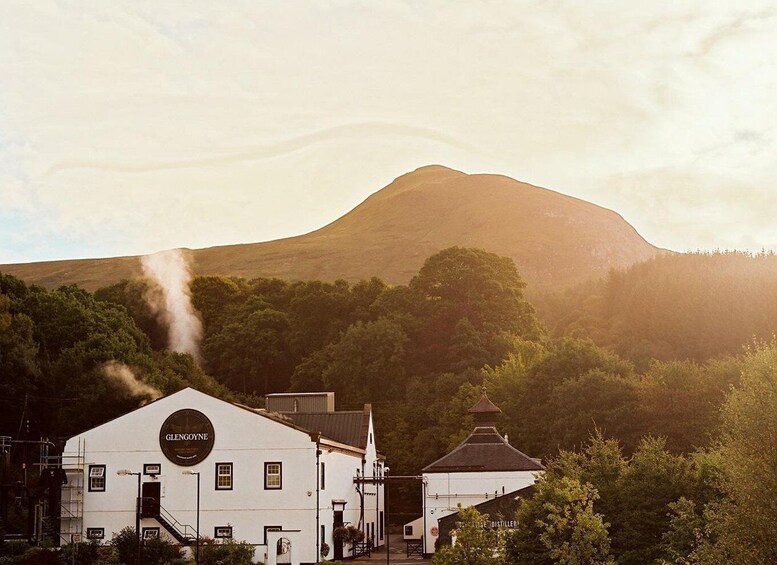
264, 525, 282, 544
88, 465, 106, 492
320, 462, 325, 490
142, 527, 160, 540
215, 463, 233, 490
264, 462, 282, 489
321, 525, 325, 545
369, 432, 373, 444
143, 463, 161, 476
404, 525, 413, 537
215, 526, 233, 539
86, 528, 104, 540
379, 511, 384, 540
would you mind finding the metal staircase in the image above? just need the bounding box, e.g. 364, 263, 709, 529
149, 501, 196, 546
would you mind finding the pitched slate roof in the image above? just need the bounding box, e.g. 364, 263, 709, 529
469, 390, 502, 415
423, 425, 544, 473
285, 407, 370, 450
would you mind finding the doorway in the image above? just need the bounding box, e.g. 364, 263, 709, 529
141, 482, 161, 517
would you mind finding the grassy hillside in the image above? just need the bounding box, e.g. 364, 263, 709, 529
0, 165, 662, 291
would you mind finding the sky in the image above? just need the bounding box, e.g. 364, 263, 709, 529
1, 1, 777, 264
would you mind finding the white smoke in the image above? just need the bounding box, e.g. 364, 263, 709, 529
141, 248, 203, 361
102, 361, 162, 402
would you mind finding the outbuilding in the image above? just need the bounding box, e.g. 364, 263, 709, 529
57, 388, 385, 564
416, 389, 543, 555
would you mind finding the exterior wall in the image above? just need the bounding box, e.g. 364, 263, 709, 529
317, 414, 384, 557
62, 388, 383, 563
421, 470, 538, 554
403, 517, 423, 540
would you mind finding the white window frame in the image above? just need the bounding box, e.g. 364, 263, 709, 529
215, 462, 233, 490
215, 526, 233, 539
143, 463, 161, 476
264, 462, 282, 489
88, 465, 106, 492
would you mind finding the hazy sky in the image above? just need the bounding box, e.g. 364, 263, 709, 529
2, 1, 776, 263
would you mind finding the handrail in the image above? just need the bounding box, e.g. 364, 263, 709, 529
152, 500, 196, 540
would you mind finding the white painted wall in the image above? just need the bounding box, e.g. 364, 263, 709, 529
62, 388, 384, 564
421, 470, 539, 554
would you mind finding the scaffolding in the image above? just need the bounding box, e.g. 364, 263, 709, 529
37, 437, 85, 545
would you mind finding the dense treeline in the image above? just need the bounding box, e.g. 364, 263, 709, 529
435, 342, 777, 564
540, 251, 777, 365
93, 248, 743, 489
0, 274, 230, 441
3, 246, 777, 561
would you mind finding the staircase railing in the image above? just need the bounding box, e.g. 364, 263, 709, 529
143, 498, 196, 545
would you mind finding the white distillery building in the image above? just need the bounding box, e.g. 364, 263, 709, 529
57, 388, 385, 564
413, 390, 543, 555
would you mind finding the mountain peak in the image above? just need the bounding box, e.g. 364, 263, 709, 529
0, 167, 661, 291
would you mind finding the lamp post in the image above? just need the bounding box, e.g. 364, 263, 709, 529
315, 433, 321, 565
116, 470, 141, 565
182, 470, 201, 565
384, 466, 390, 565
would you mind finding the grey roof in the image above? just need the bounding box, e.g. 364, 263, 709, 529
285, 408, 369, 449
469, 391, 502, 415
423, 426, 544, 473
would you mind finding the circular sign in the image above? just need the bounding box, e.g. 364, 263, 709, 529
430, 527, 439, 537
159, 409, 215, 466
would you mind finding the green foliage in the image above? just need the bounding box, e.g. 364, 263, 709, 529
321, 317, 408, 407
59, 539, 115, 565
487, 338, 635, 458
140, 537, 185, 565
203, 307, 292, 394
16, 546, 59, 565
110, 527, 183, 565
541, 433, 716, 565
433, 506, 505, 565
614, 437, 697, 565
635, 359, 740, 453
199, 537, 255, 565
95, 279, 167, 350
545, 251, 777, 364
657, 497, 706, 565
111, 527, 138, 565
332, 525, 364, 544
507, 477, 613, 565
701, 341, 777, 563
408, 247, 544, 375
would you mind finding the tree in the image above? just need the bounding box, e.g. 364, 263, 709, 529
203, 308, 292, 395
702, 341, 777, 563
321, 317, 408, 406
611, 437, 697, 565
410, 247, 541, 338
433, 505, 505, 565
200, 537, 255, 565
499, 338, 634, 458
506, 477, 613, 565
407, 247, 544, 375
636, 359, 740, 453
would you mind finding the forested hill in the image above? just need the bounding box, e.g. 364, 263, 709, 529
540, 251, 777, 364
0, 165, 661, 291
5, 247, 777, 561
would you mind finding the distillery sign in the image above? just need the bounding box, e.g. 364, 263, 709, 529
159, 409, 215, 466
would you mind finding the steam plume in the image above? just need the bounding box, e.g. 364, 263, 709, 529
141, 249, 203, 361
102, 361, 162, 402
